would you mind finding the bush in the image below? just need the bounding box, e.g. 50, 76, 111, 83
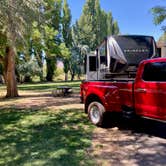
17, 59, 42, 83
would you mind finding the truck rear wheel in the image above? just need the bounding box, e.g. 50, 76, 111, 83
88, 101, 105, 126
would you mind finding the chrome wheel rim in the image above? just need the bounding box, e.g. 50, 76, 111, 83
90, 105, 100, 124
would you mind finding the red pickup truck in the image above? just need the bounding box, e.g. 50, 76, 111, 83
80, 58, 166, 126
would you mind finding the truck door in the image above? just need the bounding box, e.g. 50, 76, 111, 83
134, 61, 166, 121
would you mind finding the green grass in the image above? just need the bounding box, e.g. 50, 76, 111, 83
0, 81, 95, 165
0, 108, 95, 166
0, 81, 81, 91
18, 81, 81, 91
0, 81, 82, 94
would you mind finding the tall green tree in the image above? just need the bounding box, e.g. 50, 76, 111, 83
112, 21, 120, 35
31, 23, 44, 81
77, 0, 97, 50
106, 12, 113, 35
94, 0, 103, 46
62, 0, 72, 47
49, 0, 62, 32
70, 22, 85, 79
59, 43, 71, 80
106, 12, 119, 36
151, 6, 166, 31
62, 0, 72, 81
43, 26, 60, 81
75, 0, 120, 50
72, 21, 82, 47
0, 0, 42, 97
44, 0, 62, 81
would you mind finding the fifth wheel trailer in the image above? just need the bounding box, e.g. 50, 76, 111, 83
86, 35, 158, 81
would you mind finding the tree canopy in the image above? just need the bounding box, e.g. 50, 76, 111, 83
74, 0, 120, 50
0, 0, 42, 48
151, 6, 166, 31
0, 0, 121, 97
0, 0, 43, 97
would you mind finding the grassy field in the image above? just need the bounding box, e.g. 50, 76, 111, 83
0, 81, 81, 98
0, 81, 81, 91
0, 82, 95, 166
18, 81, 81, 91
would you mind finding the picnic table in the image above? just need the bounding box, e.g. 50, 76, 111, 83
55, 86, 73, 96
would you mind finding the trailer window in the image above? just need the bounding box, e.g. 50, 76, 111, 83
142, 62, 166, 82
98, 41, 107, 67
89, 56, 97, 71
99, 43, 106, 57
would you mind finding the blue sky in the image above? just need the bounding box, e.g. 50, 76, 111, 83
67, 0, 166, 41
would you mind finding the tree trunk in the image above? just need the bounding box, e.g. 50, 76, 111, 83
5, 46, 19, 98
77, 74, 81, 80
65, 72, 68, 82
63, 60, 69, 82
71, 73, 75, 81
46, 57, 55, 82
36, 52, 44, 82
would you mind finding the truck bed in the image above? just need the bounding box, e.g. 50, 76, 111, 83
81, 80, 134, 112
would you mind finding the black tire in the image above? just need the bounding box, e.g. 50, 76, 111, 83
88, 101, 105, 126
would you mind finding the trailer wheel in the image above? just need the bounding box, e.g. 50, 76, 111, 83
88, 101, 105, 126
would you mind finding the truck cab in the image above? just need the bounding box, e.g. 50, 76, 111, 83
134, 58, 166, 121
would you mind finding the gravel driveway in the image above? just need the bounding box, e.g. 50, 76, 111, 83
88, 114, 166, 166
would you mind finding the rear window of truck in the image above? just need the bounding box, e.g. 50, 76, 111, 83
142, 62, 166, 82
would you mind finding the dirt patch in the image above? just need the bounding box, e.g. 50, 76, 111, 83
0, 91, 83, 110
0, 91, 166, 165
88, 126, 166, 166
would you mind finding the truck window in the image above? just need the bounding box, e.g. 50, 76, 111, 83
142, 62, 166, 82
89, 56, 97, 71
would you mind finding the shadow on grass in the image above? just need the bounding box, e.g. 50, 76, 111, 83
0, 108, 94, 166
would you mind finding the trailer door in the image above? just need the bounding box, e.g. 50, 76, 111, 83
86, 55, 98, 80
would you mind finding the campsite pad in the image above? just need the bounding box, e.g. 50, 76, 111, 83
0, 91, 166, 166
